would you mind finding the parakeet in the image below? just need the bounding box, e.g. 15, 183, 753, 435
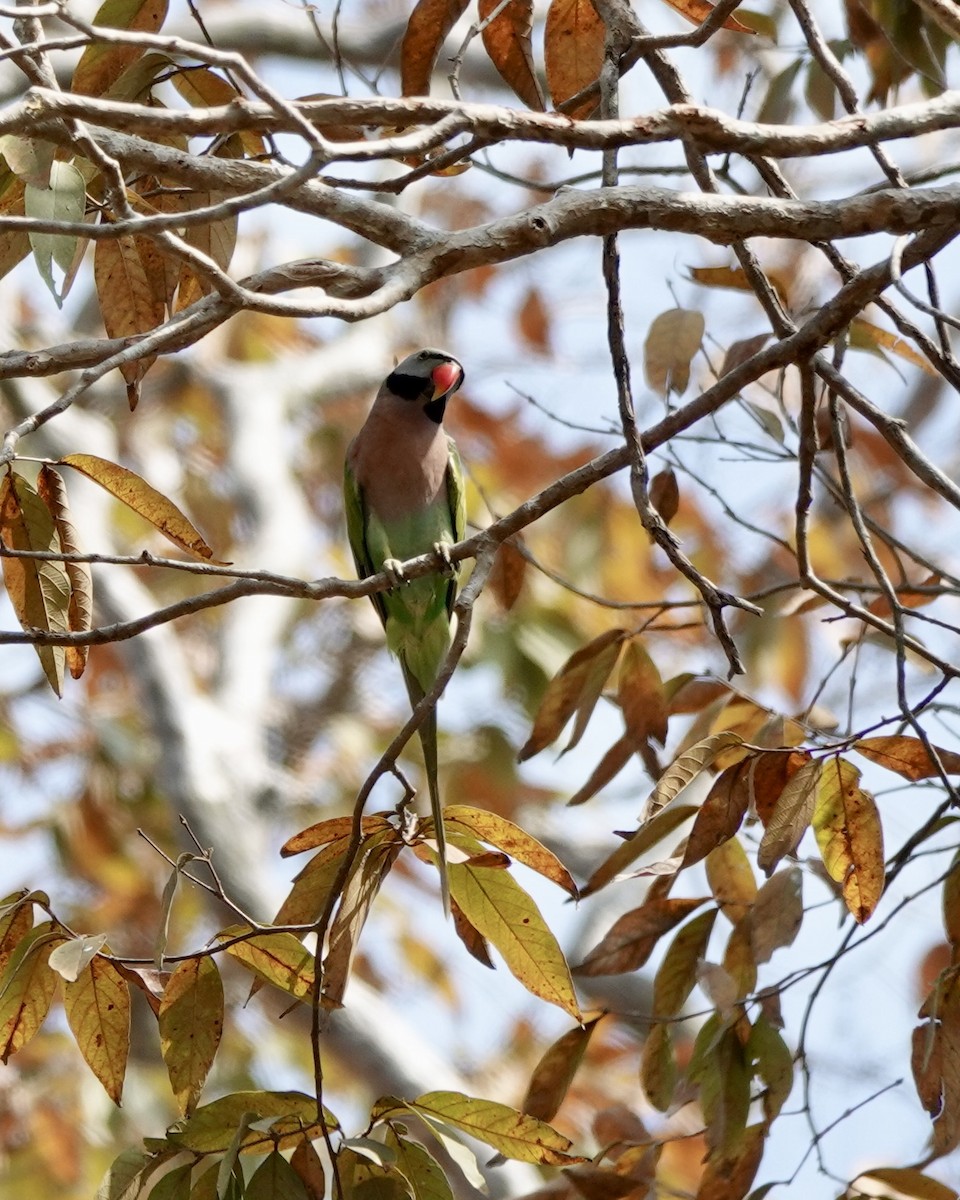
344, 349, 466, 915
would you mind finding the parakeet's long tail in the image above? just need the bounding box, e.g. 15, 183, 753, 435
401, 664, 450, 917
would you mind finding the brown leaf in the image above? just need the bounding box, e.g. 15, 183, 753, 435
660, 0, 756, 34
71, 0, 169, 97
400, 0, 471, 96
290, 1139, 326, 1199
489, 534, 528, 610
0, 472, 71, 696
280, 814, 392, 857
750, 748, 812, 827
855, 735, 960, 782
94, 223, 165, 398
579, 803, 698, 898
35, 466, 92, 681
567, 735, 635, 807
544, 0, 605, 119
695, 1123, 765, 1200
517, 285, 552, 352
479, 0, 545, 110
617, 639, 668, 746
756, 756, 821, 876
850, 317, 939, 377
574, 896, 708, 976
720, 332, 772, 377
749, 867, 803, 964
171, 67, 266, 157
522, 1015, 602, 1121
519, 629, 625, 760
59, 453, 217, 560
681, 761, 750, 869
451, 897, 495, 967
644, 308, 705, 396
914, 971, 960, 1156
649, 467, 680, 526
689, 264, 790, 308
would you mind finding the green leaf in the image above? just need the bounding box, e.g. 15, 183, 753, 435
24, 160, 86, 306
245, 1150, 310, 1200
159, 956, 224, 1116
383, 1129, 454, 1200
167, 1091, 337, 1154
653, 907, 718, 1017
444, 806, 577, 895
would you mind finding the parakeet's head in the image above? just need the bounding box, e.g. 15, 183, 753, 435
386, 349, 464, 424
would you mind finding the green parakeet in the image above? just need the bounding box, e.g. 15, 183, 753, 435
344, 348, 466, 915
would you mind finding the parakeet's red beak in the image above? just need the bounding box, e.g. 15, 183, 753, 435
431, 361, 461, 398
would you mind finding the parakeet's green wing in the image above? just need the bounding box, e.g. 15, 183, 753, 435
444, 437, 467, 618
343, 457, 388, 626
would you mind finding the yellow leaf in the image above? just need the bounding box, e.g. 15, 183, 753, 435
159, 956, 223, 1116
0, 167, 30, 282
705, 835, 757, 924
689, 264, 790, 307
168, 1090, 337, 1155
62, 952, 130, 1105
37, 465, 92, 680
0, 925, 60, 1061
812, 757, 885, 924
71, 0, 169, 97
644, 307, 705, 396
0, 471, 71, 696
444, 806, 577, 895
410, 1091, 582, 1165
218, 927, 315, 1002
479, 0, 545, 110
447, 861, 581, 1019
858, 1166, 959, 1200
544, 0, 605, 119
59, 453, 216, 560
400, 0, 471, 96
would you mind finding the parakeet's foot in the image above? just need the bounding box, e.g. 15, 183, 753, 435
433, 542, 457, 578
382, 558, 406, 587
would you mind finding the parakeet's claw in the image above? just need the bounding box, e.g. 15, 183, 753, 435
433, 542, 457, 579
382, 558, 406, 588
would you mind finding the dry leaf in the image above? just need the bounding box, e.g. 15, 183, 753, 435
643, 308, 705, 395
479, 0, 545, 110
400, 0, 471, 96
544, 0, 605, 119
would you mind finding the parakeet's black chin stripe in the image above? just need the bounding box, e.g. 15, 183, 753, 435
386, 370, 428, 402
424, 395, 447, 424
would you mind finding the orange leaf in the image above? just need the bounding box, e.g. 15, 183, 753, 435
71, 0, 169, 97
400, 0, 471, 96
660, 0, 756, 34
649, 466, 680, 526
855, 735, 960, 781
489, 535, 527, 610
479, 0, 545, 110
517, 285, 552, 352
544, 0, 605, 119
